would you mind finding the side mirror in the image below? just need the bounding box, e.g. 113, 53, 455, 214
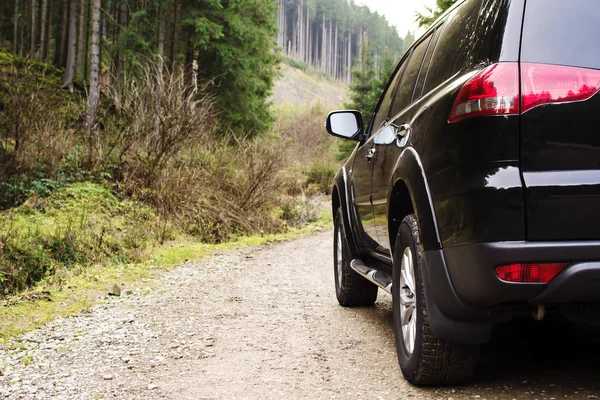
325, 110, 365, 141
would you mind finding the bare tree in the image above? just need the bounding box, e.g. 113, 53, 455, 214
63, 0, 77, 90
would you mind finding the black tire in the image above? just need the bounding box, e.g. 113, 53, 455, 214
392, 214, 479, 385
333, 208, 378, 307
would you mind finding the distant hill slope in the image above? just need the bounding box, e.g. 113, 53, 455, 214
272, 62, 347, 108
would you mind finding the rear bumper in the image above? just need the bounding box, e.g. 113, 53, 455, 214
421, 241, 600, 343
443, 241, 600, 307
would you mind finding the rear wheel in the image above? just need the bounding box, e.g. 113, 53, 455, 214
392, 214, 479, 385
333, 208, 378, 307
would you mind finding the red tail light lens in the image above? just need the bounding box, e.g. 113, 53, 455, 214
521, 63, 600, 113
495, 263, 569, 283
449, 63, 519, 123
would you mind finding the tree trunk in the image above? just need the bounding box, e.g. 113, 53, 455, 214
60, 0, 69, 67
41, 0, 51, 61
154, 0, 165, 143
333, 22, 337, 79
30, 0, 36, 56
37, 0, 47, 60
13, 0, 19, 54
76, 0, 87, 78
320, 14, 325, 72
87, 0, 101, 131
53, 0, 63, 65
169, 0, 181, 70
183, 28, 194, 94
84, 0, 90, 79
116, 0, 128, 85
347, 31, 351, 82
63, 0, 77, 90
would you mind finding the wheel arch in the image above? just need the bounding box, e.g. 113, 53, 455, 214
388, 148, 442, 254
332, 168, 360, 257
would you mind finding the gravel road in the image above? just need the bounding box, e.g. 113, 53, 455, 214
1, 230, 599, 399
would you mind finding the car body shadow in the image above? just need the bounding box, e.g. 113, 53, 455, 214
473, 318, 600, 393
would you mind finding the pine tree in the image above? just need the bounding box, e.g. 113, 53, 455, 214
195, 0, 280, 137
337, 42, 377, 160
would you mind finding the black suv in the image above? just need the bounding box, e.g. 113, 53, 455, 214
326, 0, 600, 386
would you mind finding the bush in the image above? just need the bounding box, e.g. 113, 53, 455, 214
0, 53, 336, 296
0, 53, 84, 206
277, 195, 322, 228
286, 57, 309, 72
306, 161, 337, 194
0, 183, 158, 295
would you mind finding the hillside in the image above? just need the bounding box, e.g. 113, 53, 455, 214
272, 62, 347, 108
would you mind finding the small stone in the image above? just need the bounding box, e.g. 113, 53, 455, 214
108, 284, 121, 296
123, 289, 133, 296
148, 384, 159, 390
102, 375, 113, 381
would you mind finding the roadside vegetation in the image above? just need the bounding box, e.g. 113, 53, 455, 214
0, 0, 433, 338
0, 50, 339, 300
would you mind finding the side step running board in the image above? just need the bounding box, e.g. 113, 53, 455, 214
350, 259, 393, 294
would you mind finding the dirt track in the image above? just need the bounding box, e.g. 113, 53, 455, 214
1, 230, 599, 399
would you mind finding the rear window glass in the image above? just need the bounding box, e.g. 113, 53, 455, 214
423, 0, 509, 93
521, 0, 600, 70
389, 34, 433, 117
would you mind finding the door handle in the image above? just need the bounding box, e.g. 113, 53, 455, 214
395, 124, 412, 139
366, 148, 376, 162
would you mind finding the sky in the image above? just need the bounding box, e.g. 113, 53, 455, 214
355, 0, 437, 37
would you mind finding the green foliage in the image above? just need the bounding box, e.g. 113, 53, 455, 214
0, 183, 159, 295
0, 178, 62, 209
0, 51, 86, 208
338, 45, 399, 160
345, 44, 379, 127
277, 195, 321, 228
306, 161, 336, 194
196, 0, 280, 137
286, 57, 309, 72
282, 0, 407, 61
416, 0, 458, 28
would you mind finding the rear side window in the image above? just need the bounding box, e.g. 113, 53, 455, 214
424, 0, 510, 93
521, 0, 600, 70
413, 25, 444, 100
371, 61, 408, 132
389, 34, 433, 117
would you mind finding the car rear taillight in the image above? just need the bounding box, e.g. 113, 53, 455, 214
495, 263, 569, 283
521, 63, 600, 113
448, 63, 519, 123
449, 62, 600, 123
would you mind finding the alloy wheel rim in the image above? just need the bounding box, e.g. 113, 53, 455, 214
399, 246, 417, 355
336, 229, 343, 289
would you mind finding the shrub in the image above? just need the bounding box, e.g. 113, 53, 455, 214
306, 161, 337, 194
0, 183, 158, 295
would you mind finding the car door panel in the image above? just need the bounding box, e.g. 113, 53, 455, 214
351, 138, 379, 248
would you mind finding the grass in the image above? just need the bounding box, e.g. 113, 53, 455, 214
0, 183, 159, 295
0, 195, 332, 343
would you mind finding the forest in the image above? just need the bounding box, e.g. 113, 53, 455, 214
0, 0, 436, 298
276, 0, 411, 81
